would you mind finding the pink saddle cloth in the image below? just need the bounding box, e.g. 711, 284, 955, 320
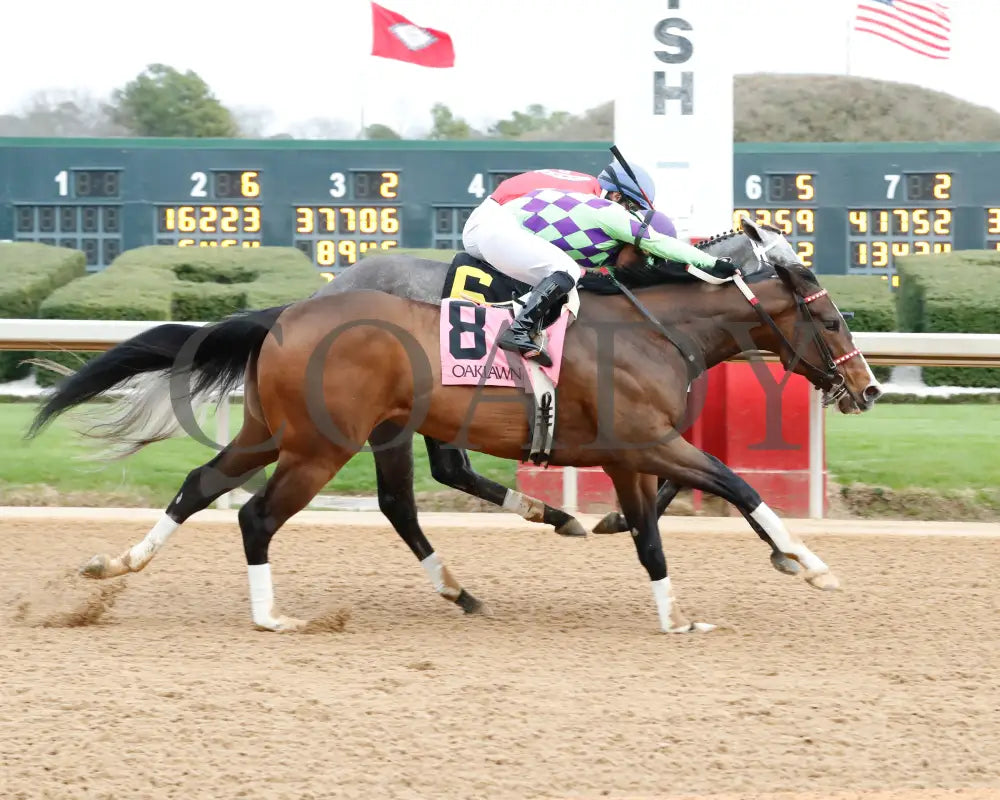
439, 299, 570, 388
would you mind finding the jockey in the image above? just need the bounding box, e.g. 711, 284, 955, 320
462, 160, 736, 366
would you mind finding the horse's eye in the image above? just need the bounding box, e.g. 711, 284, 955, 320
824, 319, 840, 332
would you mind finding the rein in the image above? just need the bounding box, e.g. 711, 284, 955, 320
604, 272, 705, 384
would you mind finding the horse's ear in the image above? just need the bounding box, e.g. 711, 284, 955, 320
771, 260, 812, 294
738, 214, 765, 244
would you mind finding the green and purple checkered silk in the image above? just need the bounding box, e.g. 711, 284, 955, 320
505, 189, 717, 270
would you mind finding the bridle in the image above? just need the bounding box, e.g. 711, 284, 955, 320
602, 229, 862, 407
735, 238, 862, 407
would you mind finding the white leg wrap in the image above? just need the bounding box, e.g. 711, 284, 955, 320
750, 502, 827, 572
651, 577, 716, 634
247, 563, 277, 628
651, 577, 678, 632
420, 551, 461, 600
124, 514, 179, 571
502, 489, 544, 522
420, 552, 447, 595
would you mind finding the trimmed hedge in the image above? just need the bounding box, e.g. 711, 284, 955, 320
36, 246, 324, 383
820, 275, 896, 333
895, 251, 1000, 387
0, 242, 86, 381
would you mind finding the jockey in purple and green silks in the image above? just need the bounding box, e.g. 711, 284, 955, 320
506, 188, 721, 272
495, 186, 737, 364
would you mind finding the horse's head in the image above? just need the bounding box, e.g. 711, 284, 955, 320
738, 217, 882, 414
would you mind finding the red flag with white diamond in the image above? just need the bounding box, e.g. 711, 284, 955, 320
370, 2, 455, 68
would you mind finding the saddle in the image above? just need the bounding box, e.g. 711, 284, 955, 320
440, 252, 582, 466
441, 251, 582, 325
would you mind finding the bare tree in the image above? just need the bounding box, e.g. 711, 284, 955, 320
1, 89, 127, 137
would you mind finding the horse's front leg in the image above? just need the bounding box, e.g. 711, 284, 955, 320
424, 436, 586, 537
645, 439, 838, 590
604, 467, 715, 634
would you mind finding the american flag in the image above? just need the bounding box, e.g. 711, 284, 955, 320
854, 0, 951, 60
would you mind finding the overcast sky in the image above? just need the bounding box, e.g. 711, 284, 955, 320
1, 0, 994, 136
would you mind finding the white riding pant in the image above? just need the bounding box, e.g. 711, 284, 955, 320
462, 197, 582, 285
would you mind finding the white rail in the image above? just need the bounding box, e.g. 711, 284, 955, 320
2, 319, 999, 517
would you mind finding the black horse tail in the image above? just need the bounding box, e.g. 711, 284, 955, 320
26, 305, 289, 458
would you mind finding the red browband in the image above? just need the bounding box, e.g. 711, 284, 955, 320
802, 289, 828, 304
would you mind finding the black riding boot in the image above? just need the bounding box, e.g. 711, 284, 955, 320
496, 271, 576, 367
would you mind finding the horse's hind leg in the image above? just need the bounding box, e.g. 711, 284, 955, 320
239, 446, 346, 632
591, 478, 801, 576
424, 436, 586, 537
80, 409, 278, 579
604, 467, 714, 634
372, 424, 485, 614
592, 477, 680, 534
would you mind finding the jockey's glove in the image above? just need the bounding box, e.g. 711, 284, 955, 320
712, 257, 740, 278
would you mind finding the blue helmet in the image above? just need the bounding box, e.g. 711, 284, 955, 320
597, 160, 656, 210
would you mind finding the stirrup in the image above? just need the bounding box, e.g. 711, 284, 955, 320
498, 329, 551, 366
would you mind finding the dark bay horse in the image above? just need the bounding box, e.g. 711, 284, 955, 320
29, 219, 880, 634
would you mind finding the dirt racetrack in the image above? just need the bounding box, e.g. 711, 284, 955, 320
3, 509, 999, 800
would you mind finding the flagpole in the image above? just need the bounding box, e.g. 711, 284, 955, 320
845, 0, 854, 76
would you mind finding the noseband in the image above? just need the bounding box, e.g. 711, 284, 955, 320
738, 241, 862, 406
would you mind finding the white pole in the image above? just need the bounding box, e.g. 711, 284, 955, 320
808, 386, 824, 519
562, 466, 579, 514
845, 0, 854, 76
214, 394, 231, 510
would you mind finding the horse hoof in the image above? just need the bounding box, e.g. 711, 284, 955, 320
462, 598, 492, 617
456, 590, 490, 616
592, 512, 627, 534
805, 570, 841, 591
555, 519, 588, 537
770, 551, 801, 576
79, 554, 111, 579
255, 615, 307, 632
665, 621, 717, 633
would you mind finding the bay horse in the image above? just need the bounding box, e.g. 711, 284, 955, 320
28, 218, 881, 634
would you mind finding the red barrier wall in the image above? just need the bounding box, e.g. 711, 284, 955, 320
516, 362, 825, 516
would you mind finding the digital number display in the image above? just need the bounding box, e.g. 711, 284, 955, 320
10, 141, 1000, 279
73, 170, 120, 198
902, 172, 951, 202
158, 205, 261, 234
14, 203, 123, 268
351, 171, 399, 201
327, 170, 400, 201
847, 207, 953, 277
212, 170, 260, 199
766, 173, 814, 203
53, 169, 121, 199
732, 207, 816, 267
850, 241, 952, 268
297, 240, 399, 276
294, 206, 399, 235
155, 205, 263, 248
848, 208, 952, 236
489, 172, 520, 192
294, 204, 401, 272
432, 206, 475, 250
986, 208, 1000, 251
